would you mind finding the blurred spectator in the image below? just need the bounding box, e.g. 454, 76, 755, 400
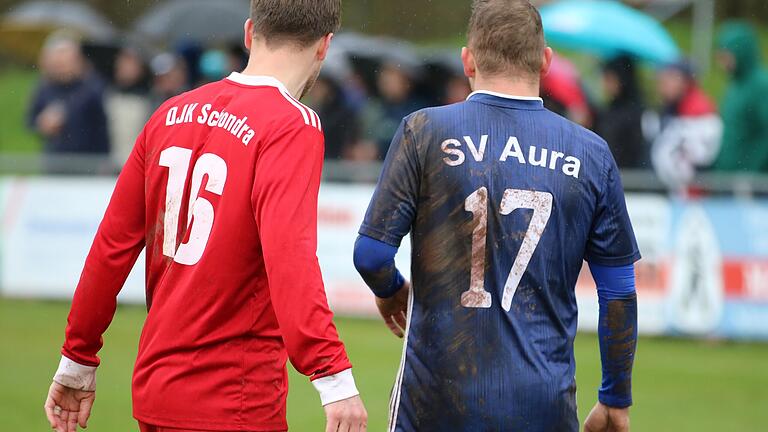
107, 47, 151, 167
150, 53, 189, 110
362, 62, 426, 158
307, 75, 362, 160
595, 55, 648, 169
175, 40, 203, 88
542, 54, 594, 129
227, 43, 248, 73
650, 61, 723, 190
343, 70, 371, 114
714, 21, 768, 173
27, 35, 110, 157
442, 74, 471, 105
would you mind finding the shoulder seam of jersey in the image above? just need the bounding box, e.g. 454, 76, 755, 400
277, 88, 323, 132
224, 72, 322, 132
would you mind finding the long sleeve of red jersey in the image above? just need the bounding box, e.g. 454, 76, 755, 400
60, 130, 147, 369
251, 122, 354, 394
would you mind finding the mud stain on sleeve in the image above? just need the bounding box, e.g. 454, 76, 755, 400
602, 297, 637, 398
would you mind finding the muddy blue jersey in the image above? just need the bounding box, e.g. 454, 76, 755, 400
359, 91, 640, 432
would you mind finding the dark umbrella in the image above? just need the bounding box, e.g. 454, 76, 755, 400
322, 45, 354, 83
3, 1, 116, 40
333, 32, 423, 72
422, 49, 465, 103
0, 1, 116, 63
332, 32, 425, 96
134, 0, 250, 45
423, 50, 464, 76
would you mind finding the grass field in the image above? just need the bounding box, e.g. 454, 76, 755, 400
1, 298, 767, 431
0, 67, 39, 154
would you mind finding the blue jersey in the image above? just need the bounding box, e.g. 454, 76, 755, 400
359, 91, 641, 432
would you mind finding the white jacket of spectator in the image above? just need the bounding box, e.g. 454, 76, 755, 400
651, 114, 723, 191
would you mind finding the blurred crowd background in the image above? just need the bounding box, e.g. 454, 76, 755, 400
1, 0, 768, 195
2, 5, 768, 429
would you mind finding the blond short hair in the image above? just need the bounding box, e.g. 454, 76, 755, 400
467, 0, 546, 78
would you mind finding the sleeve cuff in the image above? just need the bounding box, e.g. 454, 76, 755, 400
53, 355, 97, 392
599, 392, 633, 409
312, 368, 359, 406
374, 272, 406, 299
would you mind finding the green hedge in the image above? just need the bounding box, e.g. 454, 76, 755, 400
0, 67, 38, 153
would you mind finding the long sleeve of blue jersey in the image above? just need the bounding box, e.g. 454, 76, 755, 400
584, 143, 640, 408
353, 235, 406, 298
584, 150, 641, 267
590, 263, 638, 408
359, 117, 421, 247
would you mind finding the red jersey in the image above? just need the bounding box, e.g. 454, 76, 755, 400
56, 73, 357, 431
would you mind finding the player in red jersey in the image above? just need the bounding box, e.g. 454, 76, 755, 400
43, 1, 367, 431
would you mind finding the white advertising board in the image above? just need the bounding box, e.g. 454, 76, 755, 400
2, 177, 768, 339
0, 178, 401, 312
0, 177, 146, 302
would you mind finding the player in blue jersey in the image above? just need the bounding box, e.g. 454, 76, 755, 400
353, 1, 640, 431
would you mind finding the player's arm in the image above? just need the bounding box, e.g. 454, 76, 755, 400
356, 116, 422, 335
353, 236, 405, 299
45, 129, 148, 432
584, 263, 637, 432
584, 149, 641, 432
591, 263, 637, 406
353, 235, 409, 337
252, 123, 360, 407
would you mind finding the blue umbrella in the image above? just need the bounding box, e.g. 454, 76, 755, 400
540, 0, 680, 63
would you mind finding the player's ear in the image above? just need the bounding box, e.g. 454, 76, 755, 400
316, 33, 333, 61
243, 19, 254, 51
461, 47, 476, 79
541, 47, 554, 79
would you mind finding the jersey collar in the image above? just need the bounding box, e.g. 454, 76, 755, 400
467, 90, 545, 110
226, 72, 289, 93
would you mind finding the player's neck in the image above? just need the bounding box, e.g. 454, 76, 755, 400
241, 45, 316, 99
472, 76, 541, 99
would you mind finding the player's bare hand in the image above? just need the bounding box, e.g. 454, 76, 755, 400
37, 105, 65, 137
44, 381, 95, 432
584, 402, 630, 432
324, 395, 367, 432
376, 281, 410, 338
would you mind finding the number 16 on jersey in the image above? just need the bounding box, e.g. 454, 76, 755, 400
159, 146, 228, 266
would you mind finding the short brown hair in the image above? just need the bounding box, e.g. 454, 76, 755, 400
251, 0, 341, 47
467, 0, 546, 78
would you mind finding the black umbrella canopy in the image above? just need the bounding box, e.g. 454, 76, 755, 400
423, 50, 464, 77
333, 32, 423, 73
0, 1, 117, 63
134, 0, 250, 45
332, 32, 426, 92
3, 0, 117, 40
321, 44, 354, 83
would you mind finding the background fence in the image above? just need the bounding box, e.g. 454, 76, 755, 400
3, 172, 768, 340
